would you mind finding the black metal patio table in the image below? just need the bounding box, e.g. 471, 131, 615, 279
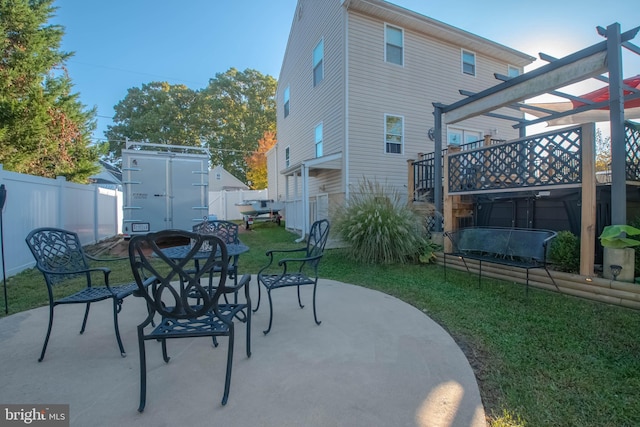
160, 243, 250, 261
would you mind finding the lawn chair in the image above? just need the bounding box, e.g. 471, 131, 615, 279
128, 229, 251, 411
25, 227, 141, 361
255, 219, 330, 334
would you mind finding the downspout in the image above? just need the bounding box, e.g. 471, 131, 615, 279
344, 2, 350, 202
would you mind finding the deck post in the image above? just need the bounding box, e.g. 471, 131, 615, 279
443, 145, 460, 253
433, 104, 444, 231
407, 158, 415, 203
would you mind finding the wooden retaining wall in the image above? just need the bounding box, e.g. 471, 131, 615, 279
436, 253, 640, 310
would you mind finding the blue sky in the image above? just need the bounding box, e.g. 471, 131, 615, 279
51, 0, 639, 142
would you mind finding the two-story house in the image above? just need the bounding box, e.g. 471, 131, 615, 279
268, 0, 535, 235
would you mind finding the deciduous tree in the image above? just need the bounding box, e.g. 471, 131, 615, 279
104, 82, 200, 158
199, 68, 276, 181
245, 131, 276, 189
595, 128, 611, 172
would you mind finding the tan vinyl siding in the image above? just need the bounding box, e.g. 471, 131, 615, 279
270, 0, 535, 212
346, 10, 525, 192
275, 0, 346, 202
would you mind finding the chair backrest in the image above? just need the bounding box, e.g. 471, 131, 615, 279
25, 227, 89, 285
192, 220, 239, 245
128, 229, 231, 319
306, 219, 330, 259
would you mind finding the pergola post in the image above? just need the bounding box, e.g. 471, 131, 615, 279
607, 22, 627, 226
580, 123, 597, 276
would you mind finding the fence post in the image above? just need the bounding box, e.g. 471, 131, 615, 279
56, 176, 67, 229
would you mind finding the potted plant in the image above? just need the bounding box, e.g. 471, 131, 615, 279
599, 225, 640, 282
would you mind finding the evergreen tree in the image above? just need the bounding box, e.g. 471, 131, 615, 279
0, 0, 98, 182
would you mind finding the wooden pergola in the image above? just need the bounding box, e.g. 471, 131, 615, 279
432, 22, 640, 277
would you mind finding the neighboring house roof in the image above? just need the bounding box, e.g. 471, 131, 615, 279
209, 165, 249, 191
90, 160, 122, 187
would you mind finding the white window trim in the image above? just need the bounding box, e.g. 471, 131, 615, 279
446, 126, 483, 146
313, 38, 324, 87
384, 23, 404, 67
284, 85, 290, 117
384, 114, 404, 155
314, 122, 323, 158
285, 145, 290, 168
461, 49, 476, 76
507, 64, 521, 78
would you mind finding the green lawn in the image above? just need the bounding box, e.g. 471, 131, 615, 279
4, 222, 640, 426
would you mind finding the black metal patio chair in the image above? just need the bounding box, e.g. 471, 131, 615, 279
255, 219, 330, 334
25, 227, 142, 361
192, 219, 241, 287
128, 229, 251, 412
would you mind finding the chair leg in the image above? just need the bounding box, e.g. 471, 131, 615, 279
312, 282, 321, 326
112, 298, 127, 357
246, 303, 251, 357
252, 282, 262, 313
38, 304, 55, 362
221, 325, 235, 406
161, 339, 170, 363
263, 288, 274, 335
296, 285, 305, 309
80, 302, 91, 334
137, 329, 147, 413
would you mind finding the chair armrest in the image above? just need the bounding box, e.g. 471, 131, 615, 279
259, 247, 307, 274
264, 247, 307, 257
38, 264, 114, 291
276, 253, 324, 276
277, 253, 323, 267
38, 264, 111, 281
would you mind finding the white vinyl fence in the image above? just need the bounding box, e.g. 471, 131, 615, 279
0, 165, 122, 277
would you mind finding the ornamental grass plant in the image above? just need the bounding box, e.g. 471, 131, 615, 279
333, 178, 427, 264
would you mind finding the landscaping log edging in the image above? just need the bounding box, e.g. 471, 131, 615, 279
436, 253, 640, 310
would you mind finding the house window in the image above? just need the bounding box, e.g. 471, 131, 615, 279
385, 25, 403, 66
315, 123, 323, 158
385, 114, 403, 154
462, 50, 476, 76
313, 39, 324, 87
284, 86, 290, 117
508, 65, 521, 78
216, 173, 221, 180
285, 146, 290, 168
447, 127, 482, 146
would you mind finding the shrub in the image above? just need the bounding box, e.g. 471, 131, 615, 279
548, 230, 580, 272
334, 179, 427, 264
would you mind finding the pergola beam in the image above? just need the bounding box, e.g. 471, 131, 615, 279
444, 48, 608, 124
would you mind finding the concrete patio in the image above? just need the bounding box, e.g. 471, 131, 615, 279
0, 277, 486, 427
